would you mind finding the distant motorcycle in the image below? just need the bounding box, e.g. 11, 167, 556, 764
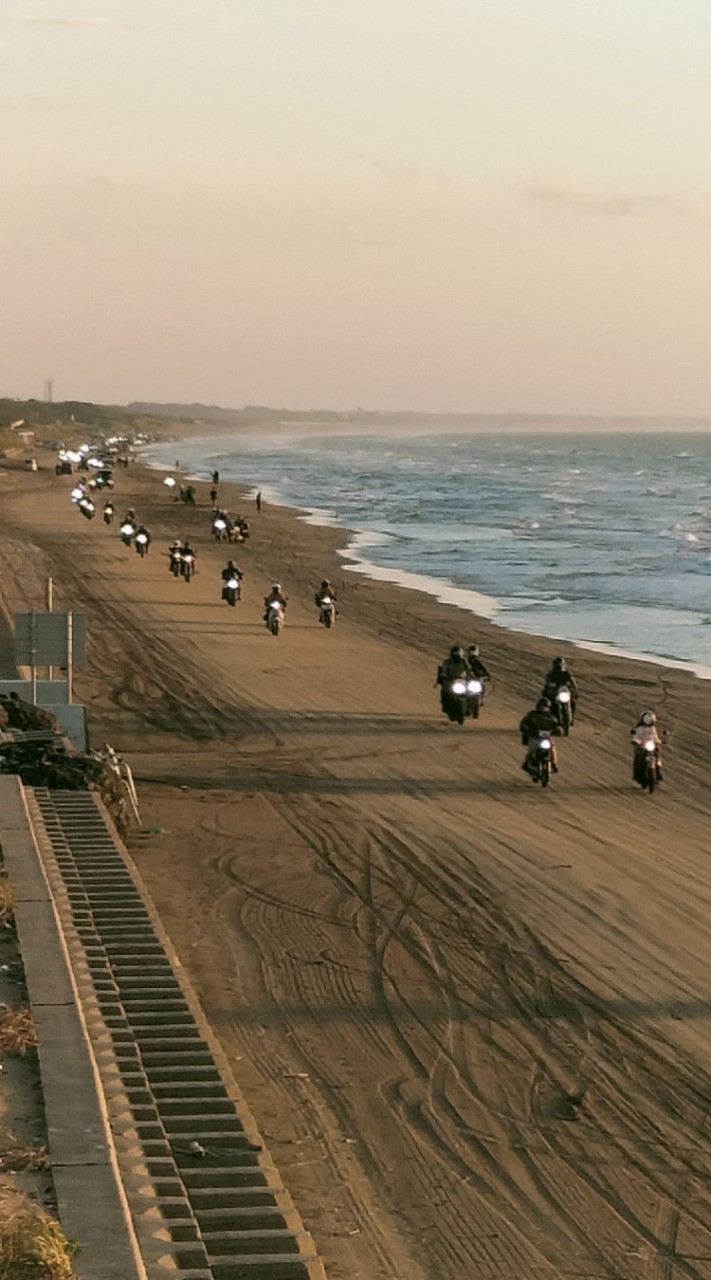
465, 677, 484, 719
528, 736, 554, 787
266, 600, 283, 635
221, 576, 241, 607
181, 552, 196, 582
318, 596, 336, 628
103, 505, 114, 526
119, 521, 135, 546
634, 739, 661, 793
169, 549, 182, 577
553, 687, 574, 736
443, 678, 468, 725
135, 532, 149, 558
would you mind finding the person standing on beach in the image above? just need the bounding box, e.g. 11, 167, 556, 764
212, 470, 220, 485
210, 486, 218, 510
256, 491, 262, 513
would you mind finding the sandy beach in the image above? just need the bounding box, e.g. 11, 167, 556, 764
3, 443, 711, 1278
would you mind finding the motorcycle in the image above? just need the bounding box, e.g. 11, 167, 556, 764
221, 576, 241, 607
318, 596, 336, 628
119, 521, 135, 546
212, 517, 228, 541
266, 600, 283, 635
103, 505, 114, 526
465, 677, 484, 719
135, 532, 149, 558
181, 552, 196, 582
634, 739, 661, 793
528, 736, 554, 787
444, 678, 469, 725
553, 686, 574, 735
169, 550, 182, 577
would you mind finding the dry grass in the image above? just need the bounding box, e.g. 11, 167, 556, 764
0, 1006, 36, 1057
0, 876, 13, 930
0, 1193, 77, 1279
0, 1139, 49, 1174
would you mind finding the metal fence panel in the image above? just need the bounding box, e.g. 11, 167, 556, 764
14, 612, 87, 666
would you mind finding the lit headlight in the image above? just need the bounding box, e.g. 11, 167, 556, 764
540, 738, 552, 750
557, 689, 571, 703
467, 679, 483, 694
451, 680, 467, 695
644, 739, 656, 752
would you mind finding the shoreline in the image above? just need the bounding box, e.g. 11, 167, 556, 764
143, 436, 711, 683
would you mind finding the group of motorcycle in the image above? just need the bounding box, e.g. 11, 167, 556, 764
168, 540, 197, 582
437, 644, 490, 725
116, 511, 153, 559
211, 510, 250, 544
438, 647, 663, 794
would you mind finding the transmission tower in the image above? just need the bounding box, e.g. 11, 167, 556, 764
44, 378, 54, 404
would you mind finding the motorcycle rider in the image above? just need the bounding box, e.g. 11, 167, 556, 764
436, 645, 471, 713
103, 500, 115, 523
221, 559, 243, 584
135, 524, 151, 554
466, 644, 490, 699
263, 582, 287, 621
315, 578, 337, 608
519, 696, 561, 775
543, 656, 578, 718
630, 710, 664, 783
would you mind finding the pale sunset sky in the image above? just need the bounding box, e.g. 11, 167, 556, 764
2, 0, 711, 414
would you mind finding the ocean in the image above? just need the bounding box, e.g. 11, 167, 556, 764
145, 429, 711, 678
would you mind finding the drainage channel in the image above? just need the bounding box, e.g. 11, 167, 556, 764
27, 788, 327, 1280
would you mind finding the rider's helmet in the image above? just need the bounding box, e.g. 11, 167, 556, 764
553, 656, 566, 670
450, 645, 464, 659
271, 583, 281, 593
227, 560, 236, 570
468, 644, 480, 657
171, 539, 181, 548
640, 710, 656, 726
320, 579, 330, 589
536, 697, 551, 711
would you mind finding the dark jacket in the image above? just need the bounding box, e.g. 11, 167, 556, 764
437, 657, 471, 685
222, 565, 243, 582
468, 655, 490, 679
519, 709, 559, 744
544, 668, 578, 696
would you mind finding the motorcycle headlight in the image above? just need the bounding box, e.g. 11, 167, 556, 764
467, 679, 483, 694
557, 689, 571, 702
540, 738, 552, 750
451, 680, 466, 695
644, 739, 656, 752
227, 578, 238, 588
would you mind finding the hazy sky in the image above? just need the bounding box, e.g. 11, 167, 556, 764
2, 0, 711, 414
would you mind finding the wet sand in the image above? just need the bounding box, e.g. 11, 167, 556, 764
2, 449, 711, 1278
